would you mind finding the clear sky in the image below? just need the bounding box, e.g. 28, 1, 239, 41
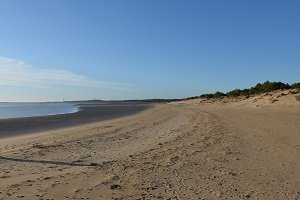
0, 0, 299, 101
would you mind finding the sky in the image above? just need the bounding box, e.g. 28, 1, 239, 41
0, 0, 299, 102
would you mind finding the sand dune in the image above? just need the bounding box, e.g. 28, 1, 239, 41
0, 90, 300, 199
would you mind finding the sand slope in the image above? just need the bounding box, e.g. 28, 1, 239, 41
0, 90, 300, 199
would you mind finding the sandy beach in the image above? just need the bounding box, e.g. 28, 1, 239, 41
0, 90, 300, 199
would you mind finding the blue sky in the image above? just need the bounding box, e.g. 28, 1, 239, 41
0, 0, 299, 101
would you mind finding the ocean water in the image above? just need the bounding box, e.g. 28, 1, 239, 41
0, 103, 79, 119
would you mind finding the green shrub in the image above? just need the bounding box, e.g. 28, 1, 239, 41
227, 89, 242, 97
188, 81, 298, 100
291, 82, 300, 89
214, 91, 226, 98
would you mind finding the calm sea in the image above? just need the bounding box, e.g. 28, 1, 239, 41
0, 103, 79, 119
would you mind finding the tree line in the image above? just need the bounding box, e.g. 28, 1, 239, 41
186, 81, 300, 100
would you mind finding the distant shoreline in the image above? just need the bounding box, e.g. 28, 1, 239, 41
0, 103, 152, 138
0, 102, 79, 119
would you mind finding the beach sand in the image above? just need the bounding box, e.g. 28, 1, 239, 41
0, 90, 300, 199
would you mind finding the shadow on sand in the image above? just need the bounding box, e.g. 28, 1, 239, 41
0, 156, 98, 167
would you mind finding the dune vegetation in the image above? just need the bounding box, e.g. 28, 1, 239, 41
187, 81, 300, 100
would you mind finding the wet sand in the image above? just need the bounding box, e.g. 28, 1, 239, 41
0, 103, 151, 138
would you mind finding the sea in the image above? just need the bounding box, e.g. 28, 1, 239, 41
0, 102, 79, 119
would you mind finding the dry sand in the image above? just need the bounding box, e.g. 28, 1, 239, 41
0, 89, 300, 199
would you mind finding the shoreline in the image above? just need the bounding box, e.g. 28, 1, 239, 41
0, 103, 152, 138
0, 92, 300, 199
